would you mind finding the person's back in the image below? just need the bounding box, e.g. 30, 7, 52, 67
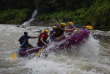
18, 32, 37, 49
19, 35, 31, 44
54, 27, 64, 38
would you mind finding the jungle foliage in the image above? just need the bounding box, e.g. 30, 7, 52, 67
37, 0, 110, 30
0, 0, 35, 24
0, 0, 110, 30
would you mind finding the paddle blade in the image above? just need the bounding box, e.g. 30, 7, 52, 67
36, 47, 44, 57
11, 53, 16, 59
84, 25, 93, 30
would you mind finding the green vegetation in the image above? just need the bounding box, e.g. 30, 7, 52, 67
37, 0, 110, 31
88, 0, 110, 30
0, 0, 35, 24
0, 9, 30, 24
0, 0, 110, 30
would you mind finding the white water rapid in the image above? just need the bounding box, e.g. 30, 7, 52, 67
0, 25, 110, 74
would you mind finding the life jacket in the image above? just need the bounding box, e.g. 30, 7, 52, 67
54, 27, 64, 38
37, 33, 48, 44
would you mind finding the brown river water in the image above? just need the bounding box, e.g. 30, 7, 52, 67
0, 24, 110, 74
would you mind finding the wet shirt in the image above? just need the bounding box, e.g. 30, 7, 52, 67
19, 36, 31, 44
54, 27, 64, 37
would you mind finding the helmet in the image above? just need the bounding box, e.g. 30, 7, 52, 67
52, 26, 56, 28
69, 22, 73, 25
24, 32, 28, 34
61, 23, 66, 26
44, 30, 49, 33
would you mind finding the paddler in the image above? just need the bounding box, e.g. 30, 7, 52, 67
53, 23, 75, 41
49, 26, 56, 41
67, 22, 76, 35
37, 30, 49, 47
67, 22, 75, 29
18, 32, 38, 49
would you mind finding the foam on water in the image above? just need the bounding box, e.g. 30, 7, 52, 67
78, 34, 100, 61
0, 25, 110, 74
23, 33, 102, 74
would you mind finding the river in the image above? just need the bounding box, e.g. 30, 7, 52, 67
0, 24, 110, 74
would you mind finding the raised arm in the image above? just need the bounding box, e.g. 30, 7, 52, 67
31, 36, 38, 38
30, 36, 38, 39
64, 28, 75, 32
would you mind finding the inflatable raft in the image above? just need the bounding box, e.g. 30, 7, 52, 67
59, 28, 90, 49
18, 28, 90, 57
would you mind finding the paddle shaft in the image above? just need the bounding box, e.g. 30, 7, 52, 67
74, 24, 93, 30
11, 41, 26, 59
46, 34, 54, 43
16, 41, 26, 53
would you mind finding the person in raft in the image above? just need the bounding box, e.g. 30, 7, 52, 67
37, 30, 49, 47
53, 23, 75, 41
67, 22, 76, 35
18, 32, 38, 49
49, 26, 57, 41
67, 22, 75, 29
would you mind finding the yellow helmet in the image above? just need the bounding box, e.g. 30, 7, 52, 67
69, 22, 73, 25
61, 23, 66, 26
52, 26, 56, 28
44, 30, 49, 33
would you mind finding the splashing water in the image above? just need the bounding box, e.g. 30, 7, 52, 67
23, 33, 101, 74
0, 25, 110, 74
78, 34, 100, 61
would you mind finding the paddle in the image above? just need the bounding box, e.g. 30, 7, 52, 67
84, 25, 93, 30
35, 34, 54, 57
74, 24, 93, 30
11, 41, 25, 59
